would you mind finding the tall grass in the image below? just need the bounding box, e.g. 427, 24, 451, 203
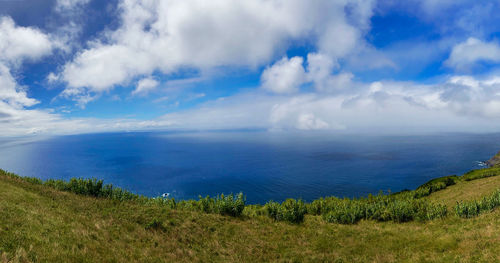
455, 189, 500, 218
317, 194, 447, 224
196, 193, 246, 217
265, 199, 307, 224
2, 166, 500, 224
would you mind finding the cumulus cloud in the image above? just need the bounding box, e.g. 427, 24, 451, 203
261, 53, 355, 94
58, 0, 376, 104
0, 16, 73, 137
445, 38, 500, 71
132, 77, 159, 96
0, 17, 53, 65
0, 16, 53, 109
306, 53, 356, 93
0, 64, 39, 108
261, 57, 306, 94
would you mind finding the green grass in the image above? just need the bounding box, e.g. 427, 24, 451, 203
0, 170, 453, 225
3, 167, 500, 262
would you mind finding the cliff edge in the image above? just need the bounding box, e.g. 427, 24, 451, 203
486, 151, 500, 167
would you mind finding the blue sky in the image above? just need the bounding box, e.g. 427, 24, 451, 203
1, 0, 500, 136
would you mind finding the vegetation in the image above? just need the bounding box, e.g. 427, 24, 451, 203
265, 199, 307, 224
455, 189, 500, 218
3, 165, 500, 261
3, 166, 500, 225
462, 167, 500, 181
320, 196, 447, 224
417, 175, 458, 192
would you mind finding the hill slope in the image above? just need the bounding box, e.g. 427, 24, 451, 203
2, 172, 500, 262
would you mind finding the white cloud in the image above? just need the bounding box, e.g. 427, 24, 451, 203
0, 16, 53, 109
445, 38, 500, 71
0, 17, 53, 65
296, 113, 330, 130
306, 53, 338, 87
0, 99, 174, 136
47, 72, 59, 83
4, 74, 500, 136
306, 53, 356, 93
132, 77, 159, 96
62, 45, 153, 93
155, 74, 500, 133
0, 64, 39, 108
59, 0, 376, 104
261, 53, 356, 94
261, 57, 306, 94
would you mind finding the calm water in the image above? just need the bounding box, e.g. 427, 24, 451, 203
1, 132, 499, 204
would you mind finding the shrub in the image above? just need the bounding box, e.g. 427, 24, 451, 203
199, 195, 216, 213
307, 198, 324, 215
265, 199, 307, 224
264, 201, 281, 220
455, 201, 480, 218
386, 200, 417, 223
323, 202, 365, 224
455, 189, 500, 218
215, 193, 246, 217
421, 203, 448, 220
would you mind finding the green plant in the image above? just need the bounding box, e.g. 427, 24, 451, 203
265, 199, 307, 224
215, 193, 246, 217
455, 189, 500, 218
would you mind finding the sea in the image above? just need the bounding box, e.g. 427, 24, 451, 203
1, 131, 499, 204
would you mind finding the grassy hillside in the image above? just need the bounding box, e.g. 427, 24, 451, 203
2, 169, 500, 262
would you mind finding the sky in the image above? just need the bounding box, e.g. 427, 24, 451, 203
1, 0, 500, 136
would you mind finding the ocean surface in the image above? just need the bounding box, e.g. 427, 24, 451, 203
1, 131, 499, 204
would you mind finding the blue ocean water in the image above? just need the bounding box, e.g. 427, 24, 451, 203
1, 131, 499, 204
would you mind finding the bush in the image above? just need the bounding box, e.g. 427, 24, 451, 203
322, 202, 365, 224
455, 190, 500, 218
180, 193, 246, 217
455, 201, 480, 218
422, 203, 448, 220
199, 195, 216, 213
265, 199, 307, 224
215, 193, 246, 217
307, 198, 323, 215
